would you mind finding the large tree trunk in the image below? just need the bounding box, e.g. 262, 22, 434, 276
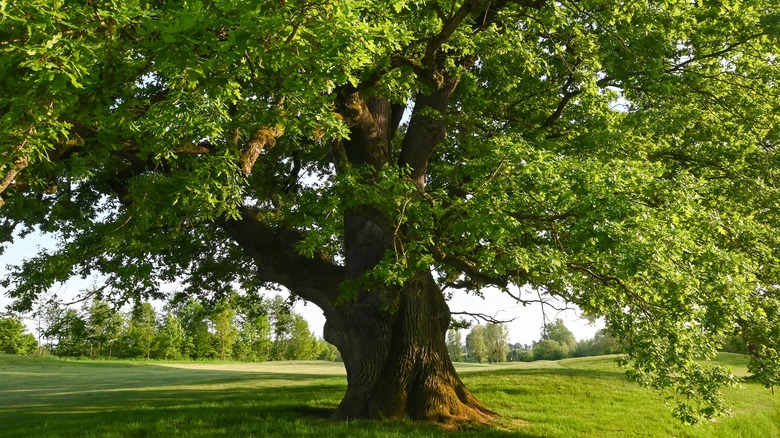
324, 270, 493, 423
321, 212, 493, 423
221, 75, 493, 424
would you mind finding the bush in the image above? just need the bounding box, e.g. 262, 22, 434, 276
533, 339, 567, 361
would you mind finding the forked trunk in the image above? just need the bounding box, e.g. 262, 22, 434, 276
324, 271, 493, 423
220, 80, 492, 424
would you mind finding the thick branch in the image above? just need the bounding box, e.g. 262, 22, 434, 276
423, 0, 488, 74
239, 125, 285, 176
431, 244, 512, 289
398, 75, 461, 188
451, 311, 516, 324
335, 90, 394, 170
0, 156, 29, 208
423, 0, 548, 78
218, 206, 344, 315
508, 211, 577, 222
567, 262, 652, 318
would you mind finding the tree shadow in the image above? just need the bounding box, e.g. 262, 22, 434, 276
0, 359, 550, 437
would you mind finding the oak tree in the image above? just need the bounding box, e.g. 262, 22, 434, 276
2, 0, 779, 424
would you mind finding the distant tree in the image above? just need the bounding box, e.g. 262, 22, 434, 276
155, 312, 185, 360
574, 329, 619, 357
36, 301, 67, 351
213, 307, 238, 361
231, 294, 272, 361
174, 298, 215, 359
542, 319, 577, 356
465, 325, 488, 364
506, 345, 519, 362
507, 343, 533, 362
0, 316, 38, 355
520, 351, 534, 362
533, 339, 567, 361
283, 314, 321, 360
85, 298, 124, 358
530, 319, 578, 361
446, 328, 464, 362
51, 309, 89, 357
484, 324, 510, 363
234, 311, 272, 362
716, 333, 747, 354
269, 296, 294, 361
317, 340, 341, 362
127, 303, 156, 359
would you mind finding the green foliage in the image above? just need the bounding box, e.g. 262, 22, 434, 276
46, 308, 89, 357
283, 314, 322, 361
213, 306, 238, 361
541, 320, 577, 355
1, 0, 779, 424
485, 324, 510, 363
574, 329, 619, 358
463, 323, 510, 363
20, 291, 332, 363
0, 316, 37, 354
265, 296, 322, 361
317, 339, 341, 362
85, 298, 124, 358
234, 310, 272, 362
127, 302, 157, 359
446, 328, 464, 362
155, 313, 185, 360
533, 339, 568, 361
465, 324, 488, 363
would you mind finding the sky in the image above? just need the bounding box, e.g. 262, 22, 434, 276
0, 230, 603, 346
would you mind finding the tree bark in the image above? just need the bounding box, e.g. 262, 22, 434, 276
324, 270, 493, 423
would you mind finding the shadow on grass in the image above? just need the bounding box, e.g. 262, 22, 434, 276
1, 384, 543, 438
0, 367, 348, 406
0, 358, 546, 438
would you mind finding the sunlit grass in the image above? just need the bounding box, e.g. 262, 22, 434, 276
1, 353, 777, 437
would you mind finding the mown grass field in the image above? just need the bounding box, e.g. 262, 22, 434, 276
1, 353, 778, 437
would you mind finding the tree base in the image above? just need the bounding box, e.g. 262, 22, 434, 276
325, 271, 495, 425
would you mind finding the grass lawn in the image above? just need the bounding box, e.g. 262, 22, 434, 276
0, 353, 778, 437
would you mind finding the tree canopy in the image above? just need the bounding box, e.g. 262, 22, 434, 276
1, 0, 779, 424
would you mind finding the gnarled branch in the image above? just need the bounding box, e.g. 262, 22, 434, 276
0, 156, 29, 208
239, 125, 285, 176
218, 206, 345, 315
451, 311, 516, 324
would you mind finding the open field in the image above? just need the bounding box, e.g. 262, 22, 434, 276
1, 353, 778, 437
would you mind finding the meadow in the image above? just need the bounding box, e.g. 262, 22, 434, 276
1, 353, 778, 437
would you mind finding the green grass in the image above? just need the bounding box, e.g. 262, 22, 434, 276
1, 353, 778, 437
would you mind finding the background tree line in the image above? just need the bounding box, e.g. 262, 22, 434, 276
448, 319, 752, 364
1, 291, 340, 362
448, 319, 619, 363
3, 307, 749, 364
